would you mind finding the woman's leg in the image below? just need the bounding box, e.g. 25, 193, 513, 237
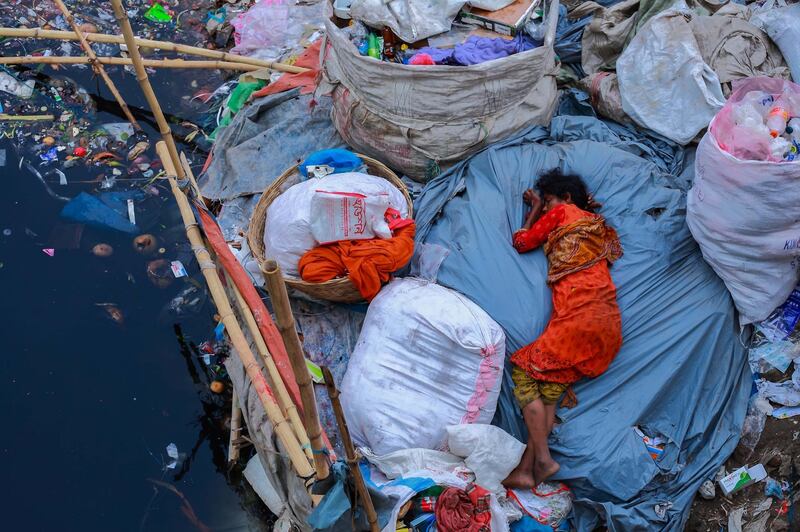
502, 437, 537, 489
526, 398, 560, 485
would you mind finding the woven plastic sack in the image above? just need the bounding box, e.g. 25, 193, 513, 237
617, 4, 725, 144
322, 0, 559, 181
751, 2, 800, 82
341, 278, 505, 455
687, 77, 800, 324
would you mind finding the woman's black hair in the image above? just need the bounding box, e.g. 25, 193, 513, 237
536, 169, 592, 211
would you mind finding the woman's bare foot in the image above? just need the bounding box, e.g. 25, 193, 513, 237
502, 466, 537, 490
533, 458, 560, 486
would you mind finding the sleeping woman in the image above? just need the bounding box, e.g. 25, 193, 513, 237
503, 169, 624, 489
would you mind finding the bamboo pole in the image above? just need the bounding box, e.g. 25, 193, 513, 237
156, 141, 314, 481
0, 113, 54, 121
179, 153, 314, 465
228, 388, 243, 464
264, 260, 330, 482
0, 55, 262, 71
226, 272, 315, 465
0, 27, 309, 74
53, 0, 140, 130
322, 367, 379, 532
110, 0, 184, 180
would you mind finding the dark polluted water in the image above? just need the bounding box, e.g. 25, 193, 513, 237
0, 65, 269, 529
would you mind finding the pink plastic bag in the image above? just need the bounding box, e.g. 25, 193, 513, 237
231, 0, 292, 57
711, 77, 800, 162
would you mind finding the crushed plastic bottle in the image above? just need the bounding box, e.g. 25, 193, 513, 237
770, 135, 791, 159
766, 106, 789, 138
739, 394, 773, 456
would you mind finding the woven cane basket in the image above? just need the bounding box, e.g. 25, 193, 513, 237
248, 154, 413, 304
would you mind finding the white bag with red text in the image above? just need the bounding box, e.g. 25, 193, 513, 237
310, 190, 391, 244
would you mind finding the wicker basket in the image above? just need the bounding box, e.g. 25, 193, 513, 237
248, 155, 413, 304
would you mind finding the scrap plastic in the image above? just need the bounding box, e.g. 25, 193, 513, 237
200, 90, 345, 201
687, 77, 800, 324
411, 109, 749, 529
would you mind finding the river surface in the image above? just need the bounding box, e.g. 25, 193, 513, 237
0, 52, 268, 530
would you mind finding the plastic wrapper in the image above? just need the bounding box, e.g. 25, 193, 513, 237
349, 0, 466, 43
446, 424, 525, 495
231, 0, 323, 61
508, 482, 573, 527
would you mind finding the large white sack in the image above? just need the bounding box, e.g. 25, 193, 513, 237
263, 172, 408, 276
446, 424, 525, 495
617, 4, 725, 144
751, 3, 800, 83
341, 278, 505, 455
687, 77, 800, 325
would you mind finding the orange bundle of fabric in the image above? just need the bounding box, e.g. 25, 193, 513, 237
298, 223, 415, 301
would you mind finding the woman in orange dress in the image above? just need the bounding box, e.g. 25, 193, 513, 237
503, 169, 623, 489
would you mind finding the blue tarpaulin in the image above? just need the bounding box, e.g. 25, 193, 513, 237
412, 108, 750, 529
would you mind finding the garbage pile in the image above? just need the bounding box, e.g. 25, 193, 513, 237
191, 0, 800, 530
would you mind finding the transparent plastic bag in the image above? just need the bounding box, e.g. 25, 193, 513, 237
231, 0, 323, 61
711, 78, 800, 161
739, 395, 772, 455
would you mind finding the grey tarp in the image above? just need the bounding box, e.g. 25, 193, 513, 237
412, 109, 750, 530
200, 89, 344, 201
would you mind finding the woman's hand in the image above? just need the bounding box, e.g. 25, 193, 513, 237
523, 189, 541, 207
587, 194, 602, 211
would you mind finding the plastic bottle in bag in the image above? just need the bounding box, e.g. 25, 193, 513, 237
739, 90, 773, 117
766, 106, 790, 138
786, 118, 800, 143
770, 136, 791, 160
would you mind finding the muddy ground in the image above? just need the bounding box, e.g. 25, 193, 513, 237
686, 416, 800, 531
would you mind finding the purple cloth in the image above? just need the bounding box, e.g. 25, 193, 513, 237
412, 33, 538, 66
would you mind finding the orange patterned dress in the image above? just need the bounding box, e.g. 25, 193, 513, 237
511, 203, 623, 385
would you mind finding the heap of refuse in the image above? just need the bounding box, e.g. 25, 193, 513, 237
189, 0, 800, 530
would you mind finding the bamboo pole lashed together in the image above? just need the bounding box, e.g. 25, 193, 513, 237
226, 271, 315, 465
264, 260, 330, 481
0, 55, 262, 71
0, 27, 309, 74
156, 141, 315, 481
228, 388, 243, 465
53, 0, 140, 130
322, 367, 379, 532
110, 0, 184, 180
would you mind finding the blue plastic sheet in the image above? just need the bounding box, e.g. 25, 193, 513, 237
60, 192, 140, 234
412, 109, 750, 529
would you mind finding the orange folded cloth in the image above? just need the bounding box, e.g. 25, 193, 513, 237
298, 223, 416, 301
